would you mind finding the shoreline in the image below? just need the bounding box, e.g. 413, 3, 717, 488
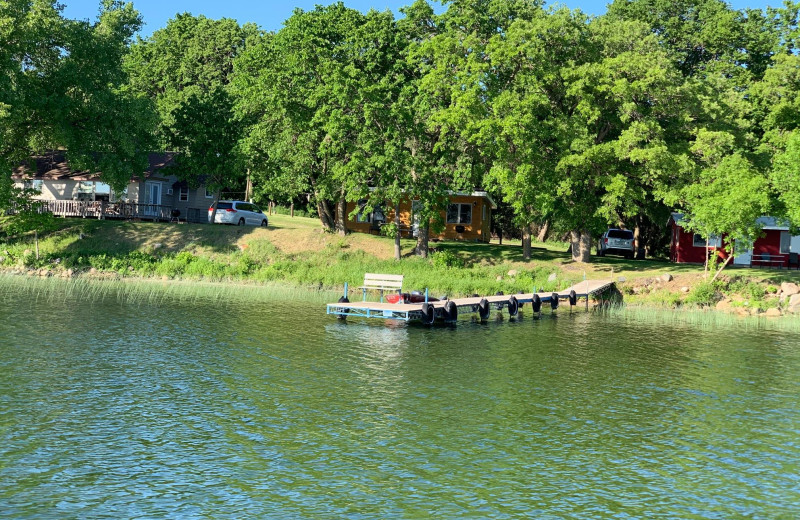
3, 269, 800, 331
2, 216, 800, 322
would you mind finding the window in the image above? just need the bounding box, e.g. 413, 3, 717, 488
693, 233, 721, 248
447, 203, 472, 225
179, 187, 189, 202
355, 199, 370, 223
607, 229, 634, 239
95, 182, 111, 195
24, 180, 43, 192
780, 231, 791, 254
205, 188, 214, 198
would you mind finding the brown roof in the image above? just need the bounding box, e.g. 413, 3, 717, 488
11, 151, 178, 181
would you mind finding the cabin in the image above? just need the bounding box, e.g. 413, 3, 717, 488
669, 213, 800, 268
11, 151, 214, 222
345, 191, 496, 243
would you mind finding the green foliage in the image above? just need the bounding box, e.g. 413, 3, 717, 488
684, 281, 720, 306
6, 0, 800, 257
431, 250, 463, 269
2, 188, 59, 237
1, 0, 153, 195
125, 14, 258, 197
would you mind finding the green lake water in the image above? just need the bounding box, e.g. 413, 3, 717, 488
1, 282, 799, 518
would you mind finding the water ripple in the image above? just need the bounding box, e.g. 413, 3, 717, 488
1, 291, 799, 518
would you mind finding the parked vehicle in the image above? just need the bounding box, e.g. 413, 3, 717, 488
597, 228, 635, 258
208, 201, 268, 227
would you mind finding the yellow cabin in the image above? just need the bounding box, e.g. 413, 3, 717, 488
345, 191, 496, 243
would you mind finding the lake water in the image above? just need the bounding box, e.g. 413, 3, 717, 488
1, 283, 799, 518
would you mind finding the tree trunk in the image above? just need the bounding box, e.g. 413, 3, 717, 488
335, 191, 347, 236
522, 223, 532, 261
245, 169, 252, 202
416, 221, 430, 258
394, 203, 401, 261
570, 229, 592, 263
711, 254, 733, 283
633, 216, 642, 259
315, 195, 335, 231
536, 219, 550, 242
209, 191, 221, 224
704, 236, 709, 277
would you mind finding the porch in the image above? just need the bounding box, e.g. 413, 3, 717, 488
12, 200, 209, 224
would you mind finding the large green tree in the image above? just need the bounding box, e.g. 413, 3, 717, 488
125, 13, 259, 206
234, 3, 408, 239
1, 0, 153, 201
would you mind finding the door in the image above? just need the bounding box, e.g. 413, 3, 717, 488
791, 234, 800, 253
146, 183, 161, 216
733, 239, 752, 266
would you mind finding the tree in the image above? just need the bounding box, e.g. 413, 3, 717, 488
235, 4, 409, 238
479, 8, 693, 263
1, 0, 153, 202
125, 13, 259, 203
681, 132, 771, 280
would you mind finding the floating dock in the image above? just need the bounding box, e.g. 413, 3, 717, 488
327, 279, 616, 324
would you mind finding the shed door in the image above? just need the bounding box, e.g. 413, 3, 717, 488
733, 240, 752, 266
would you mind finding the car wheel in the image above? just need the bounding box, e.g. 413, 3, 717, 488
261, 219, 268, 227
597, 249, 605, 257
238, 218, 245, 226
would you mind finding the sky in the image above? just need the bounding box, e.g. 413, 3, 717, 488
62, 0, 778, 37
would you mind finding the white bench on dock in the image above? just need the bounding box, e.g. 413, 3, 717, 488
359, 273, 403, 302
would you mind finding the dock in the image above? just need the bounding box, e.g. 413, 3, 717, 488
326, 279, 616, 324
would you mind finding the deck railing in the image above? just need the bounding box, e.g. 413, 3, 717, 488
10, 200, 208, 223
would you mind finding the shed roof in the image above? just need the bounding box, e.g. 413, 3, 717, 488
669, 212, 790, 231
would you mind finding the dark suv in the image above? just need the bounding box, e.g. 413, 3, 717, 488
597, 229, 635, 258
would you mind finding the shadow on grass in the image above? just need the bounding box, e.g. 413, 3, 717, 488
48, 218, 260, 258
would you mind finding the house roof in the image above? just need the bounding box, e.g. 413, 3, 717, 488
11, 151, 178, 182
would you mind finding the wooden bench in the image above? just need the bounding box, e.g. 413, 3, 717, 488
751, 254, 786, 269
359, 273, 403, 302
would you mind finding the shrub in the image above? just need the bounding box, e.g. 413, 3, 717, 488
432, 250, 463, 269
685, 281, 719, 306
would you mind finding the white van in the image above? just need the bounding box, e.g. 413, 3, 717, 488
208, 201, 268, 227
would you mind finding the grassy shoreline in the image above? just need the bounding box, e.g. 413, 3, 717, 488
3, 214, 800, 319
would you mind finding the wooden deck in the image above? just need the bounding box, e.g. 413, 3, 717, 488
327, 279, 616, 322
9, 200, 209, 223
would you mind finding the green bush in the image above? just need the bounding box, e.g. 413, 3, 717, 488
685, 281, 719, 306
431, 250, 463, 269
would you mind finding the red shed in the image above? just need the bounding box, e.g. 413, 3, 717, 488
668, 213, 723, 264
669, 214, 800, 268
731, 217, 800, 268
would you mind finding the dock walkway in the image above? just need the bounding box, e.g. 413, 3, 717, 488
327, 279, 615, 323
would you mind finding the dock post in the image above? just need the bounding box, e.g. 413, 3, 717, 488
425, 288, 429, 304
584, 272, 589, 310
344, 282, 348, 299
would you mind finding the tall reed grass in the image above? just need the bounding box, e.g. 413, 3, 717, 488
0, 274, 339, 307
602, 304, 800, 332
